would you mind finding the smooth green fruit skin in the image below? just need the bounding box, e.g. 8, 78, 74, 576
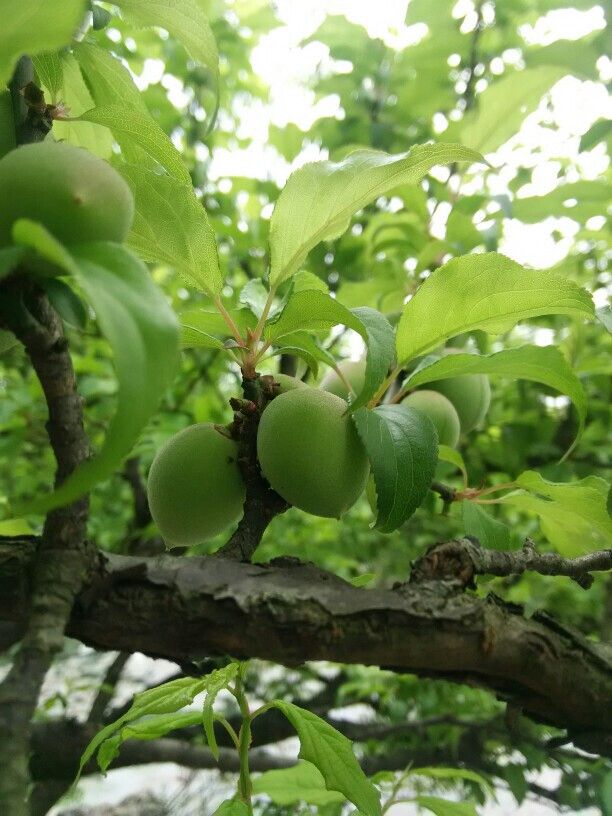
402, 390, 461, 448
147, 424, 245, 546
427, 349, 491, 433
320, 359, 366, 400
257, 388, 369, 518
273, 373, 308, 393
0, 141, 134, 247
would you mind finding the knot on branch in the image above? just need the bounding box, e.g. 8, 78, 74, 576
410, 538, 481, 588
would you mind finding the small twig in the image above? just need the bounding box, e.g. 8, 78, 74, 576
411, 538, 612, 590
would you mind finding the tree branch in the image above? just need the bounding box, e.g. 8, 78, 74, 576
216, 374, 288, 561
411, 538, 612, 590
2, 543, 610, 748
0, 278, 95, 814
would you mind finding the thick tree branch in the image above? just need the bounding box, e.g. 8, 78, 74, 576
1, 543, 610, 749
412, 538, 612, 590
0, 280, 95, 814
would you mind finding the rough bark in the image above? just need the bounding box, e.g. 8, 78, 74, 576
0, 283, 94, 814
1, 541, 610, 753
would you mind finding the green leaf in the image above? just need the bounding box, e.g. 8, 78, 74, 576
77, 106, 190, 183
202, 663, 240, 762
214, 801, 250, 816
239, 279, 269, 319
12, 218, 79, 274
352, 405, 438, 533
51, 53, 114, 158
19, 240, 180, 514
120, 710, 203, 741
462, 502, 513, 551
404, 345, 588, 456
181, 325, 225, 350
119, 165, 222, 296
501, 471, 612, 557
265, 290, 363, 343
74, 41, 147, 112
267, 332, 325, 378
265, 291, 394, 410
0, 0, 84, 87
112, 0, 219, 95
456, 67, 565, 154
409, 766, 492, 793
0, 245, 26, 280
273, 332, 337, 375
414, 796, 478, 816
349, 573, 376, 588
396, 253, 593, 365
437, 445, 468, 486
271, 701, 381, 816
32, 51, 63, 102
180, 307, 255, 339
253, 761, 346, 806
269, 143, 484, 287
75, 675, 208, 784
39, 277, 87, 329
97, 734, 121, 773
348, 308, 395, 412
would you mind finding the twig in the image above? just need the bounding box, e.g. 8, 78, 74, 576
411, 537, 612, 590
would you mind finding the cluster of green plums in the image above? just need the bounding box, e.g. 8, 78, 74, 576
148, 360, 490, 547
0, 142, 490, 547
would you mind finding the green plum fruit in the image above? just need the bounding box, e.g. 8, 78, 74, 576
257, 388, 369, 518
402, 389, 461, 448
320, 358, 366, 400
0, 141, 134, 247
147, 424, 245, 546
272, 373, 308, 393
427, 349, 491, 433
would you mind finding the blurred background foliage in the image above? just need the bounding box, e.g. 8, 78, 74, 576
0, 0, 610, 813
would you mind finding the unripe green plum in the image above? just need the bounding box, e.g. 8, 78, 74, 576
272, 373, 308, 393
402, 390, 461, 448
147, 424, 245, 546
427, 349, 491, 433
257, 388, 369, 518
320, 359, 366, 400
0, 141, 134, 247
